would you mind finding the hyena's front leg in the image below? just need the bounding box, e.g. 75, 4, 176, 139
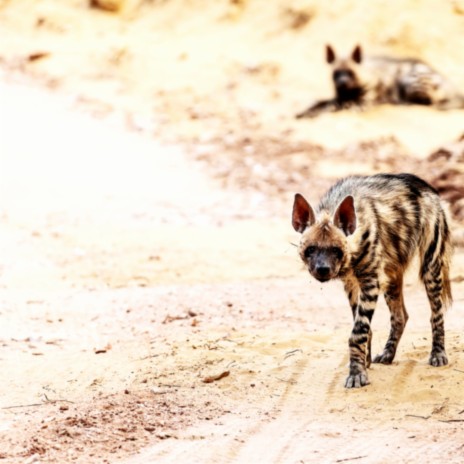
374, 275, 409, 364
345, 277, 379, 388
295, 99, 340, 118
344, 279, 372, 368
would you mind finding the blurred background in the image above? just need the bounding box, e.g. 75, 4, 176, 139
2, 0, 464, 222
2, 1, 464, 462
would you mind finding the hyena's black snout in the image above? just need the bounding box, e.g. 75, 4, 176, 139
311, 255, 337, 282
335, 76, 350, 89
315, 265, 331, 281
333, 70, 356, 90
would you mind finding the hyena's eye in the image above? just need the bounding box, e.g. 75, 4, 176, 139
331, 247, 343, 260
304, 246, 316, 258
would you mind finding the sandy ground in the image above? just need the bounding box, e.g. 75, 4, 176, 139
2, 1, 464, 463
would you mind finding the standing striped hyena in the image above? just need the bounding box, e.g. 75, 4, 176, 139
296, 45, 464, 118
292, 174, 452, 388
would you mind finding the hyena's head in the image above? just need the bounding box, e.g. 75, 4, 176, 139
292, 193, 356, 282
326, 44, 364, 103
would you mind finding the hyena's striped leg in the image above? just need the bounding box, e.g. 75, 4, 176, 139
344, 279, 359, 319
374, 275, 408, 364
344, 279, 372, 368
423, 258, 448, 367
345, 277, 379, 388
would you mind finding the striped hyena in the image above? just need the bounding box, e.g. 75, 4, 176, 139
291, 174, 452, 388
296, 44, 464, 118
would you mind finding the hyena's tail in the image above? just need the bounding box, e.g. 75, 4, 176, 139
419, 207, 453, 310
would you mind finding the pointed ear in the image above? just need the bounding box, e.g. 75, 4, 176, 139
351, 45, 362, 64
333, 195, 356, 236
292, 193, 316, 233
326, 44, 336, 64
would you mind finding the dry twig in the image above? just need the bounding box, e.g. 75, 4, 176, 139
336, 456, 367, 463
202, 371, 230, 384
1, 394, 74, 410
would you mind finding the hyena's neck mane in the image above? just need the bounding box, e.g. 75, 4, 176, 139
317, 177, 362, 214
335, 85, 366, 104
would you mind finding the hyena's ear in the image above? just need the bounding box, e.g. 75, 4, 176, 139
326, 45, 336, 64
351, 45, 362, 64
333, 195, 357, 236
292, 193, 316, 233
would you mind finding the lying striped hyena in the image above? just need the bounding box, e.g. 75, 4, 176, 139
292, 174, 452, 388
296, 45, 464, 118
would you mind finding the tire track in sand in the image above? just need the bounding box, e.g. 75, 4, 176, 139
124, 331, 352, 464
122, 288, 464, 464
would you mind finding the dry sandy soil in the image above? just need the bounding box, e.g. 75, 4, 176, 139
2, 1, 464, 463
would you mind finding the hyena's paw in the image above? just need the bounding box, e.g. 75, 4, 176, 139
373, 350, 395, 365
429, 351, 448, 367
345, 372, 370, 389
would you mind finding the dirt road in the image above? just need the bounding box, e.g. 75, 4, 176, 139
2, 1, 464, 462
1, 78, 464, 464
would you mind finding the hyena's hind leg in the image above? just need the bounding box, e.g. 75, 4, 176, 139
423, 256, 450, 366
421, 213, 453, 367
373, 273, 408, 365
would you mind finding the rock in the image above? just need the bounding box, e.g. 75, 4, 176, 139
90, 0, 124, 13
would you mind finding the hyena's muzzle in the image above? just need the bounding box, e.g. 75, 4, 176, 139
303, 246, 344, 283
333, 69, 357, 92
